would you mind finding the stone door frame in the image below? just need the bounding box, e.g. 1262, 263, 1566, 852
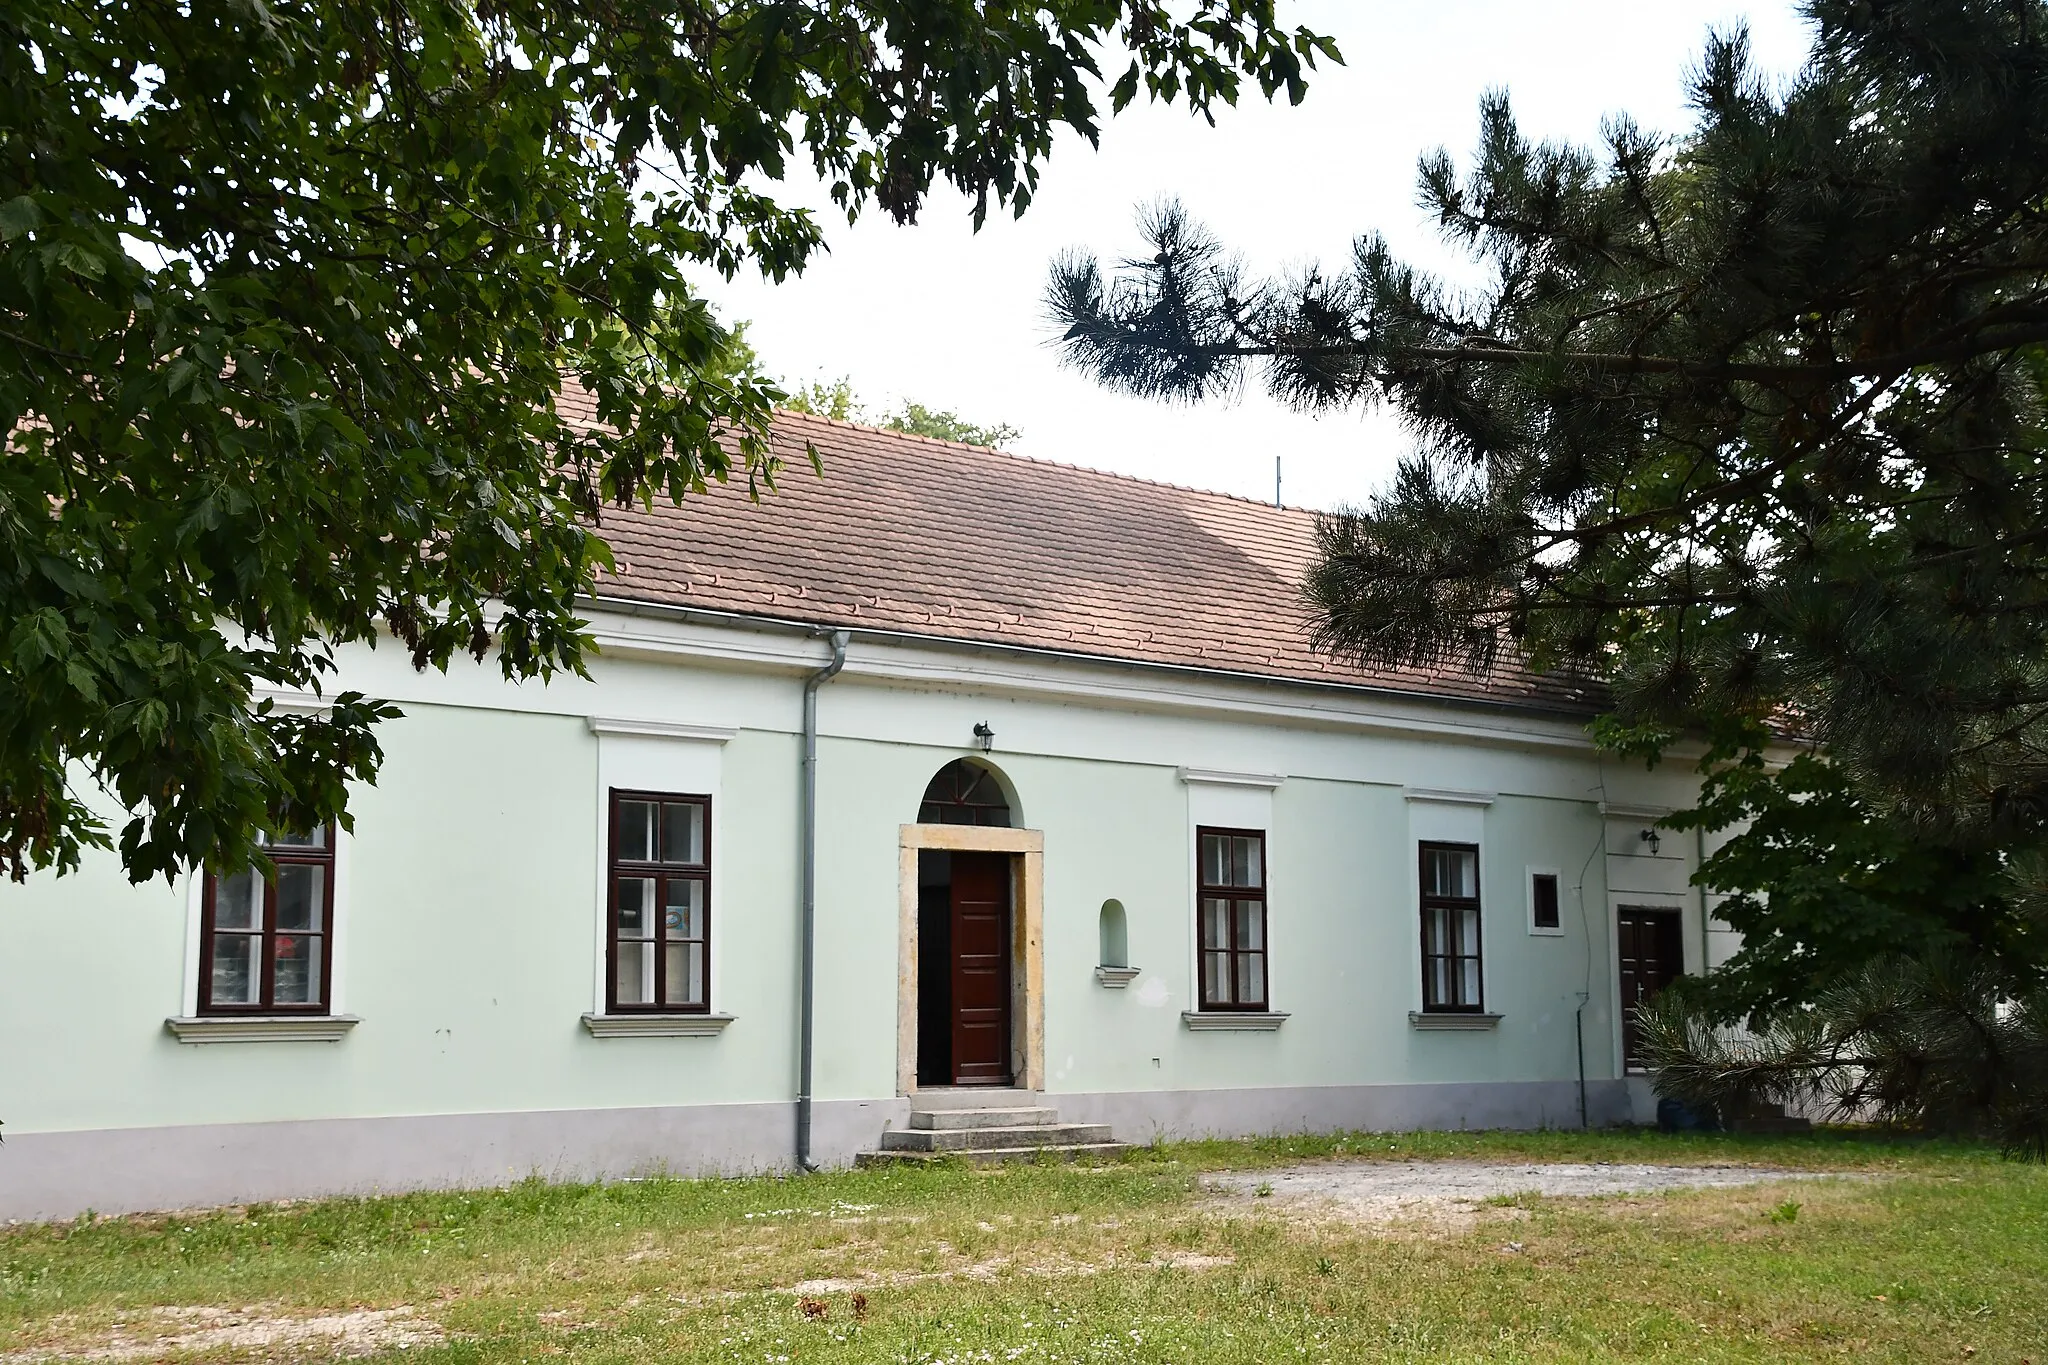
896, 824, 1044, 1096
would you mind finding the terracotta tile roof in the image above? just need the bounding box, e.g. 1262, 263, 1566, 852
567, 397, 1599, 714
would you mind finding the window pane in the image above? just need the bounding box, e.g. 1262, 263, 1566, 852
1425, 905, 1449, 956
1235, 900, 1264, 950
665, 942, 705, 1007
1459, 907, 1481, 957
1234, 836, 1263, 889
1237, 951, 1266, 1007
267, 828, 326, 849
1424, 847, 1477, 898
213, 870, 262, 930
1200, 898, 1231, 950
210, 933, 260, 1004
661, 802, 705, 865
1533, 874, 1561, 928
1202, 950, 1232, 1006
1200, 834, 1226, 887
617, 878, 656, 938
1429, 954, 1450, 1008
664, 879, 705, 942
618, 800, 656, 862
1460, 955, 1482, 1007
273, 931, 322, 1005
274, 864, 325, 932
616, 940, 652, 1004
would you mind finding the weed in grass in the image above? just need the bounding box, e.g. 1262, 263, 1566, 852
1482, 1189, 1546, 1209
1254, 1181, 1274, 1198
1770, 1199, 1803, 1224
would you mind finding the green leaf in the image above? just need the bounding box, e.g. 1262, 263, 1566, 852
0, 195, 43, 241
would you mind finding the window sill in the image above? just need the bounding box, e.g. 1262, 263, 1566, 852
582, 1012, 735, 1038
1182, 1010, 1288, 1031
1095, 966, 1141, 988
1408, 1011, 1503, 1031
165, 1015, 359, 1044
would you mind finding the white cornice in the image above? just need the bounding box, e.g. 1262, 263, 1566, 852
1599, 801, 1674, 820
1178, 767, 1285, 789
251, 689, 331, 716
1403, 787, 1497, 807
586, 716, 737, 743
581, 600, 1609, 757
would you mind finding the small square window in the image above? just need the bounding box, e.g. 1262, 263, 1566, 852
1531, 871, 1562, 932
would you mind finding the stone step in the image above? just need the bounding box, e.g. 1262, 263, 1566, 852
908, 1087, 1040, 1110
880, 1123, 1114, 1153
856, 1143, 1128, 1169
910, 1107, 1061, 1131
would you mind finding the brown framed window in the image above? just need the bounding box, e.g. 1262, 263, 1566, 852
200, 829, 336, 1014
607, 790, 711, 1013
1197, 827, 1268, 1011
1420, 842, 1483, 1011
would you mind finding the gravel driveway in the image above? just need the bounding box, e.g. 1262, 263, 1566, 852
1204, 1160, 1847, 1222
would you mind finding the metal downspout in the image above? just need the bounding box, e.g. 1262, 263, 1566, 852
796, 629, 850, 1172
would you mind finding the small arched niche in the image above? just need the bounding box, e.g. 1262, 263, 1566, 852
1098, 899, 1129, 968
1095, 898, 1138, 986
918, 758, 1017, 828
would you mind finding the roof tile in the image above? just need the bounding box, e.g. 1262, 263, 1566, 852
572, 401, 1597, 713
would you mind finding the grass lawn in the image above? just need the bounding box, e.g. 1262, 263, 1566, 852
2, 1129, 2043, 1364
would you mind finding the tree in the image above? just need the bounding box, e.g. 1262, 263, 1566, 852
2, 1, 1337, 883
1656, 736, 2044, 1024
1050, 0, 2048, 998
784, 376, 1021, 447
1639, 955, 2048, 1158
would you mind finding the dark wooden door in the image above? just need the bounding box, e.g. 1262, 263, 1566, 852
948, 851, 1012, 1085
1617, 907, 1684, 1069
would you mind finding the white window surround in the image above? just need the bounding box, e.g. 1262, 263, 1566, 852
585, 717, 735, 1033
1182, 767, 1281, 1022
1527, 864, 1567, 937
1405, 791, 1489, 1017
168, 827, 357, 1043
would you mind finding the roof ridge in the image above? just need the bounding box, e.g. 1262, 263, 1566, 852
770, 406, 1325, 519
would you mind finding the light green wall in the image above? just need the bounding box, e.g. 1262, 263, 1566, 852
2, 687, 1637, 1138
0, 705, 804, 1135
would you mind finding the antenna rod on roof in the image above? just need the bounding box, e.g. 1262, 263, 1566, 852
1275, 456, 1282, 508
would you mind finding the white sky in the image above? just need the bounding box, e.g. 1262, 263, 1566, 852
699, 1, 1811, 511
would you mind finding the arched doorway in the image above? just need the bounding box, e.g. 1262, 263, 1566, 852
915, 760, 1017, 1086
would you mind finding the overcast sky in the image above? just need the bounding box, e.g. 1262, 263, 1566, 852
697, 1, 1812, 511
